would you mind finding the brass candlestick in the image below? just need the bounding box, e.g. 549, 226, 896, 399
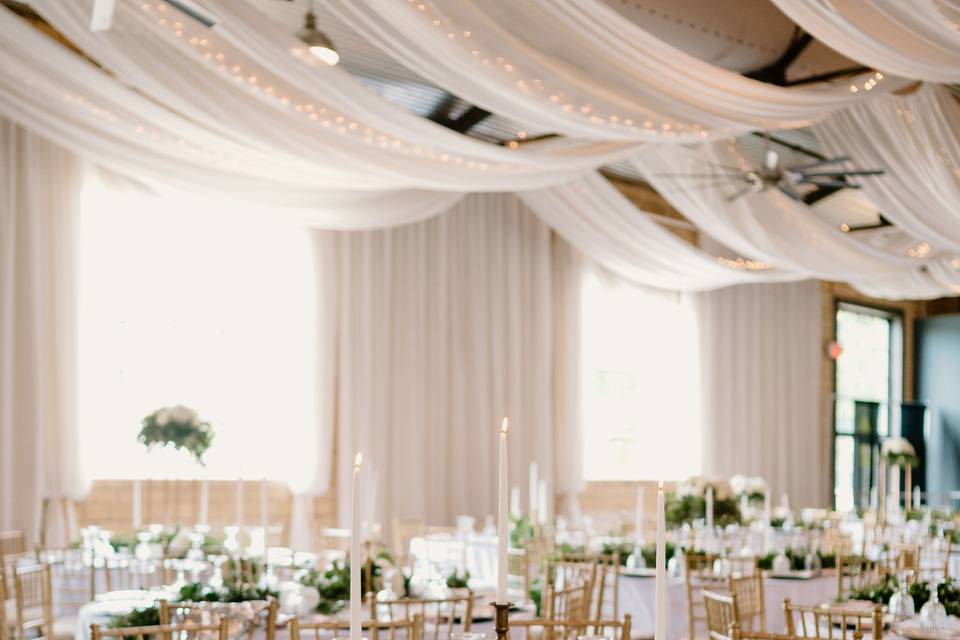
492, 602, 512, 640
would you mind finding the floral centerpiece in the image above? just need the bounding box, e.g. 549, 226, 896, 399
729, 475, 768, 504
138, 405, 214, 465
881, 437, 919, 467
666, 476, 741, 529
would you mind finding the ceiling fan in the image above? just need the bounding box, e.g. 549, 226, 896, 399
656, 133, 885, 203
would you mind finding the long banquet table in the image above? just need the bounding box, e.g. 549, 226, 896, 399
74, 573, 838, 640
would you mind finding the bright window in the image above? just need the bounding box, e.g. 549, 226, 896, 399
580, 270, 701, 481
77, 177, 317, 486
833, 303, 902, 511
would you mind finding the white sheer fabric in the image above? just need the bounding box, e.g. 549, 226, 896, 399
325, 0, 904, 141
634, 143, 955, 298
694, 280, 825, 507
519, 173, 801, 290
0, 120, 86, 546
814, 85, 960, 251
770, 0, 960, 83
319, 193, 582, 525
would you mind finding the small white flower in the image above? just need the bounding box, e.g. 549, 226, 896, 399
746, 477, 767, 495
729, 475, 747, 496
882, 437, 915, 457
169, 404, 195, 423
155, 410, 170, 427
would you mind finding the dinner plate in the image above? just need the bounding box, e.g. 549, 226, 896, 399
621, 567, 656, 578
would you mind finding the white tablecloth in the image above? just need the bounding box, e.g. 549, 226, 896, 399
621, 574, 836, 640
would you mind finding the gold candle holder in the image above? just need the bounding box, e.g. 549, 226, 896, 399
493, 602, 512, 640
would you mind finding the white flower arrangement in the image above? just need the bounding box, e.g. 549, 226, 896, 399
881, 437, 918, 466
138, 405, 213, 465
729, 474, 767, 500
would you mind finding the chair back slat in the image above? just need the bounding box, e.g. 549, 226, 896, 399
783, 598, 883, 640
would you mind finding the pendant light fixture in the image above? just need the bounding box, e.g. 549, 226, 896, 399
296, 2, 339, 66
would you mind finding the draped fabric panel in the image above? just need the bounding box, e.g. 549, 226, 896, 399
0, 120, 86, 546
814, 85, 960, 252
325, 0, 904, 141
518, 173, 802, 290
694, 280, 825, 507
770, 0, 960, 83
320, 194, 581, 526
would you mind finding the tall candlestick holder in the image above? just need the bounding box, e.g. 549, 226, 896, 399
493, 602, 512, 640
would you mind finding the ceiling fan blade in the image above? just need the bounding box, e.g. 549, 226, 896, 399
725, 183, 754, 202
688, 158, 747, 173
793, 156, 850, 171
800, 178, 861, 188
777, 183, 803, 201
800, 169, 885, 178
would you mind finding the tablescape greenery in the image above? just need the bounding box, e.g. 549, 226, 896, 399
510, 513, 536, 548
756, 549, 836, 571
175, 580, 277, 604
297, 551, 392, 614
881, 437, 919, 467
446, 568, 470, 589
138, 405, 214, 465
109, 605, 161, 640
848, 575, 960, 615
666, 489, 742, 528
529, 576, 543, 617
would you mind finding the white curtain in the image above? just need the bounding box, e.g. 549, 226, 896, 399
319, 193, 582, 526
814, 85, 960, 252
694, 280, 825, 507
0, 119, 86, 545
770, 0, 960, 83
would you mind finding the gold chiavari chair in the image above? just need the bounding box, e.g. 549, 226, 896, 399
160, 599, 278, 640
543, 579, 593, 622
704, 591, 738, 640
783, 599, 883, 640
557, 552, 620, 619
371, 594, 472, 640
90, 619, 229, 640
102, 558, 168, 592
729, 574, 765, 632
510, 615, 632, 640
40, 548, 98, 617
887, 543, 920, 573
546, 558, 598, 617
686, 553, 726, 640
507, 546, 531, 602
13, 564, 76, 640
289, 616, 422, 640
918, 536, 952, 582
728, 621, 831, 640
835, 556, 881, 602
821, 531, 853, 558
0, 535, 27, 560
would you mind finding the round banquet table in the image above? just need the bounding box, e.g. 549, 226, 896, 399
620, 573, 836, 640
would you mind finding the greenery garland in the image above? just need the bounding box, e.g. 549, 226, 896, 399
849, 575, 960, 616
298, 553, 390, 614
138, 406, 214, 465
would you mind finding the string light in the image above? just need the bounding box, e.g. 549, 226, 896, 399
716, 256, 771, 271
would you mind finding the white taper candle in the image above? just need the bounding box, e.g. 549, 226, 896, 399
350, 453, 362, 640
132, 479, 142, 530
497, 419, 510, 604
705, 485, 714, 530
655, 481, 666, 640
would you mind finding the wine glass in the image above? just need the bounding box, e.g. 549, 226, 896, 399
920, 577, 947, 630
889, 570, 915, 621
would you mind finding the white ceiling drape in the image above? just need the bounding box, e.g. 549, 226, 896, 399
325, 0, 905, 141
814, 85, 960, 252
518, 173, 802, 291
2, 1, 958, 300
769, 0, 960, 83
